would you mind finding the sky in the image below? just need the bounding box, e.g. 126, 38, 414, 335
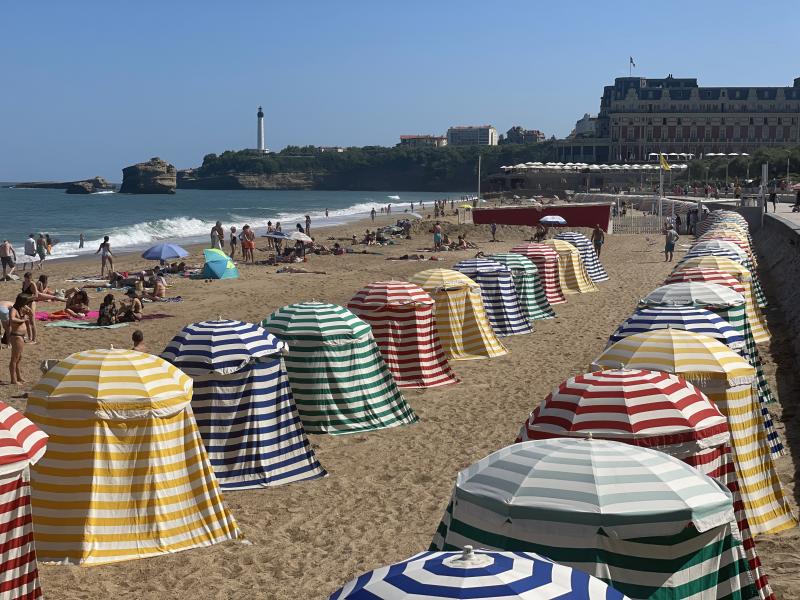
2, 0, 798, 181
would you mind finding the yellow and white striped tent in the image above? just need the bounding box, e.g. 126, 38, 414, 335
675, 256, 770, 344
408, 269, 507, 361
541, 239, 598, 294
25, 349, 242, 565
592, 329, 796, 536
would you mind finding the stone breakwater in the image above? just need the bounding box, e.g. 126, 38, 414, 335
755, 213, 800, 368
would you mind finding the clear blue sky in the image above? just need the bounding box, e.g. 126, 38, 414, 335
2, 1, 798, 181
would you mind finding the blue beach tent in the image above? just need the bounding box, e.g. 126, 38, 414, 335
202, 248, 239, 279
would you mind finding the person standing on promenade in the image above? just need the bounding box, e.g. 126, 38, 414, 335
370, 208, 376, 221
663, 224, 679, 262
96, 235, 113, 277
79, 233, 84, 249
305, 214, 311, 237
0, 240, 17, 280
23, 234, 36, 272
591, 225, 605, 257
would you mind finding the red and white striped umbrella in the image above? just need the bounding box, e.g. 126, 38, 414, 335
664, 267, 745, 294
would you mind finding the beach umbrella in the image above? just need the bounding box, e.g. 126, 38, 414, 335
202, 248, 239, 279
487, 253, 555, 320
347, 281, 459, 388
408, 269, 507, 360
641, 281, 744, 309
287, 231, 313, 242
0, 403, 48, 599
539, 215, 566, 226
330, 546, 630, 600
554, 231, 609, 282
264, 231, 290, 240
141, 242, 189, 262
161, 320, 326, 489
452, 258, 532, 336
509, 243, 566, 305
26, 349, 242, 564
541, 239, 598, 294
592, 330, 796, 536
431, 437, 757, 600
262, 302, 418, 434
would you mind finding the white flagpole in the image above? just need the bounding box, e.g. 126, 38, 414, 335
659, 167, 664, 219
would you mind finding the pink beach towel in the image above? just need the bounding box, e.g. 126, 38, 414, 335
36, 310, 99, 322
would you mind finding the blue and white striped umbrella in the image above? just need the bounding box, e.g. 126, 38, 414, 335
555, 232, 609, 283
330, 547, 629, 599
161, 320, 325, 489
453, 259, 532, 336
161, 319, 285, 375
609, 306, 745, 350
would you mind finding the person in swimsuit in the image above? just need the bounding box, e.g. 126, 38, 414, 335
241, 225, 256, 264
7, 294, 32, 384
97, 294, 117, 326
229, 226, 238, 259
0, 240, 17, 280
35, 235, 47, 269
96, 236, 113, 277
64, 289, 90, 318
36, 275, 61, 301
119, 289, 143, 322
131, 329, 146, 352
144, 270, 167, 300
20, 272, 38, 343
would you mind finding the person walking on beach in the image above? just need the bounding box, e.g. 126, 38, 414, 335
35, 234, 47, 269
663, 224, 679, 262
490, 223, 497, 242
432, 222, 443, 251
305, 215, 311, 237
591, 225, 605, 257
370, 208, 376, 222
78, 233, 85, 249
0, 240, 17, 280
96, 235, 113, 277
229, 226, 238, 259
7, 295, 32, 384
23, 234, 36, 272
210, 222, 224, 249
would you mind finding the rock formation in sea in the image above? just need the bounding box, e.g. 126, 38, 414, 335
119, 157, 177, 194
65, 176, 113, 194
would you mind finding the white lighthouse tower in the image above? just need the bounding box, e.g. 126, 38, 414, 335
257, 106, 266, 153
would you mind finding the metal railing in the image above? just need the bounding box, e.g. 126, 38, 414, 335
612, 214, 663, 234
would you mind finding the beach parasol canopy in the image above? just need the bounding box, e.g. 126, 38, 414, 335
287, 231, 313, 242
539, 215, 566, 226
264, 231, 290, 240
0, 402, 48, 477
641, 282, 744, 310
202, 248, 239, 279
330, 546, 630, 600
141, 243, 189, 262
161, 319, 285, 375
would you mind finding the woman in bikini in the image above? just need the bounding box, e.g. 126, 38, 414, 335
20, 272, 38, 343
229, 226, 238, 259
118, 290, 143, 322
242, 225, 256, 264
95, 236, 113, 277
7, 295, 32, 384
97, 294, 118, 326
36, 275, 62, 301
64, 289, 90, 318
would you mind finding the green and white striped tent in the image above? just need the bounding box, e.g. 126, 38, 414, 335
262, 302, 418, 434
487, 253, 555, 321
431, 438, 758, 600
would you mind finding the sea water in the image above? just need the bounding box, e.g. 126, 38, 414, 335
0, 187, 465, 259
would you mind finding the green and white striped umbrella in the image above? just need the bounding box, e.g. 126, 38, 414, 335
488, 253, 555, 320
262, 302, 418, 434
431, 437, 758, 600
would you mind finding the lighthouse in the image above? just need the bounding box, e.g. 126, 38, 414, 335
257, 106, 265, 152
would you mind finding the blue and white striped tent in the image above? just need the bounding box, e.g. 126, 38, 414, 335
452, 258, 532, 336
555, 232, 609, 283
161, 319, 326, 489
330, 547, 629, 599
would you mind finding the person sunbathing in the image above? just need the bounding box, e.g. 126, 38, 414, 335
64, 289, 90, 318
143, 270, 167, 300
35, 275, 63, 301
118, 290, 143, 322
276, 266, 327, 274
97, 293, 117, 326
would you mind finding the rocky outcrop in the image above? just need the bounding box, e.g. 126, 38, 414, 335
65, 176, 113, 194
177, 169, 316, 190
119, 157, 176, 194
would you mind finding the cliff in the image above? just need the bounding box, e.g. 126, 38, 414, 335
177, 169, 316, 190
119, 157, 176, 194
13, 177, 113, 193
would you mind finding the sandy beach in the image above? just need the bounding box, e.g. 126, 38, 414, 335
2, 214, 797, 599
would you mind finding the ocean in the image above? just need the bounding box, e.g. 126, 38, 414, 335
0, 187, 467, 259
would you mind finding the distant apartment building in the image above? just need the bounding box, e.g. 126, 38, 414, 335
446, 125, 498, 146
556, 74, 800, 163
505, 126, 546, 144
399, 135, 448, 148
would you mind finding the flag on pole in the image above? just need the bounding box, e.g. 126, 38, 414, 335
630, 56, 636, 68
660, 152, 671, 171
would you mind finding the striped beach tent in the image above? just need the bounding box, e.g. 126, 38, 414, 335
517, 369, 774, 600
640, 283, 781, 456
697, 232, 756, 265
26, 349, 242, 565
331, 547, 630, 599
408, 269, 507, 361
431, 438, 758, 600
509, 243, 567, 305
555, 231, 609, 282
682, 239, 766, 308
674, 257, 770, 344
262, 302, 417, 434
452, 258, 532, 336
592, 330, 797, 536
541, 239, 598, 294
161, 320, 326, 489
347, 281, 459, 388
0, 403, 48, 599
488, 253, 556, 320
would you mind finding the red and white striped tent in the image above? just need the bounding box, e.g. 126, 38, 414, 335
348, 281, 459, 388
0, 402, 48, 599
509, 243, 566, 305
664, 267, 745, 293
517, 368, 774, 600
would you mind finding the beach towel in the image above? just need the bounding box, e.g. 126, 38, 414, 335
142, 296, 182, 303
45, 321, 129, 329
36, 310, 99, 322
